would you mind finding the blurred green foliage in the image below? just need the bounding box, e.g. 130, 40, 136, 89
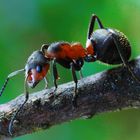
0, 0, 140, 140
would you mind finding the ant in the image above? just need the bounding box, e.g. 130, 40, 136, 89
0, 14, 139, 135
0, 44, 86, 135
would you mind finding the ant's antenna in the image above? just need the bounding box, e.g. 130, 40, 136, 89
8, 76, 29, 135
0, 69, 25, 96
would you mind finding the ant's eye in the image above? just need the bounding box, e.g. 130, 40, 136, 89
36, 65, 42, 73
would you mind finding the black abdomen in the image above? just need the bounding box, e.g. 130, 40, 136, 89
91, 29, 131, 64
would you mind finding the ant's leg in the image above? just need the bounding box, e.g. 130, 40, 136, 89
41, 44, 49, 54
70, 62, 78, 107
8, 77, 29, 136
44, 77, 49, 89
73, 59, 84, 79
52, 59, 59, 92
112, 34, 140, 84
79, 70, 83, 79
0, 69, 25, 96
88, 14, 104, 39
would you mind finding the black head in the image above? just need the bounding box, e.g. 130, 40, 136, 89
25, 50, 50, 88
0, 50, 50, 96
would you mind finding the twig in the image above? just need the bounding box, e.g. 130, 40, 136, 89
0, 57, 140, 139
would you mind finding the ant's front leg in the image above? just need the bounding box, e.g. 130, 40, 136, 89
44, 77, 49, 89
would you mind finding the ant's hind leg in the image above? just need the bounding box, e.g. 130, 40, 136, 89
88, 14, 104, 39
112, 33, 140, 84
52, 59, 59, 93
70, 62, 78, 107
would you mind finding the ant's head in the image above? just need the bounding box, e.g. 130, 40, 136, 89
0, 50, 50, 96
25, 50, 50, 88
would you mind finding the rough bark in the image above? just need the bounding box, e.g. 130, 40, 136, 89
0, 58, 140, 139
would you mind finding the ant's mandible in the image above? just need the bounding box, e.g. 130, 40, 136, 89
0, 14, 139, 135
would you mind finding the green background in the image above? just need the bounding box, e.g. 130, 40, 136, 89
0, 0, 140, 140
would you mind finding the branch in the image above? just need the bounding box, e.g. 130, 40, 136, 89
0, 57, 140, 139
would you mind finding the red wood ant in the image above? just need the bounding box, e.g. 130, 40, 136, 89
0, 14, 139, 135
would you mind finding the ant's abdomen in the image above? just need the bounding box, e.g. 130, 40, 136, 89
91, 29, 131, 64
